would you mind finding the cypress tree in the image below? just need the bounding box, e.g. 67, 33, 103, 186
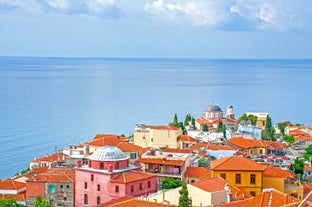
178, 183, 191, 207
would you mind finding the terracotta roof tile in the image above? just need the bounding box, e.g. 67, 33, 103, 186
263, 166, 294, 179
94, 134, 126, 141
191, 177, 226, 192
139, 158, 185, 166
0, 180, 26, 190
303, 184, 312, 202
31, 153, 66, 163
2, 192, 26, 202
96, 198, 177, 207
189, 143, 235, 151
294, 135, 312, 141
116, 142, 142, 152
304, 164, 312, 171
110, 171, 156, 183
289, 129, 307, 136
228, 184, 252, 200
242, 188, 300, 207
227, 137, 266, 149
163, 148, 191, 154
86, 137, 121, 147
179, 135, 198, 143
27, 168, 74, 183
216, 199, 251, 207
211, 156, 265, 171
196, 117, 212, 125
185, 167, 211, 178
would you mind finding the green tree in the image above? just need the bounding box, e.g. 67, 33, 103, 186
170, 113, 179, 128
217, 121, 223, 133
191, 117, 196, 130
304, 144, 312, 162
0, 197, 26, 207
222, 125, 227, 139
238, 113, 258, 125
34, 196, 50, 207
178, 183, 191, 207
161, 178, 183, 189
202, 124, 208, 132
178, 122, 187, 135
198, 157, 209, 168
237, 113, 247, 123
289, 158, 304, 177
184, 114, 191, 126
262, 115, 275, 141
283, 135, 295, 144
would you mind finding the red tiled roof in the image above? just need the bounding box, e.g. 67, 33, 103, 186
289, 129, 307, 136
31, 153, 66, 163
139, 158, 185, 166
216, 199, 251, 207
196, 117, 212, 125
145, 125, 179, 130
185, 167, 211, 178
95, 196, 135, 207
86, 137, 121, 147
31, 166, 49, 174
263, 141, 287, 149
179, 135, 198, 143
163, 148, 191, 154
303, 184, 312, 202
227, 137, 266, 149
189, 143, 235, 151
191, 177, 226, 192
304, 164, 312, 171
94, 134, 126, 141
211, 156, 265, 171
228, 184, 252, 200
116, 142, 142, 152
27, 168, 74, 183
2, 192, 26, 202
242, 189, 300, 207
294, 135, 312, 141
96, 198, 177, 207
263, 166, 294, 179
0, 180, 26, 190
110, 171, 155, 183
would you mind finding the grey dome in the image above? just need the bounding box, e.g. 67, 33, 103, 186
205, 104, 222, 112
90, 145, 127, 161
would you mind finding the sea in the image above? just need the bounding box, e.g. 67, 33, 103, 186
0, 57, 312, 179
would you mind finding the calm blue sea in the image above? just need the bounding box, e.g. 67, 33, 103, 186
0, 57, 312, 179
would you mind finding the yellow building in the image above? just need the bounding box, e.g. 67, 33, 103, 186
133, 124, 183, 148
211, 156, 265, 196
227, 137, 267, 157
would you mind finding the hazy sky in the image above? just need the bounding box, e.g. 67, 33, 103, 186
1, 0, 312, 58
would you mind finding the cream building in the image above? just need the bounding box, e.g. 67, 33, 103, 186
133, 124, 183, 148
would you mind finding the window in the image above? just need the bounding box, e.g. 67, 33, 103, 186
60, 185, 63, 189
63, 197, 67, 201
84, 194, 88, 205
115, 185, 119, 193
97, 184, 100, 191
115, 162, 119, 169
250, 191, 256, 196
235, 174, 241, 184
50, 200, 54, 206
151, 138, 154, 142
97, 196, 101, 205
100, 162, 104, 169
220, 173, 226, 180
48, 185, 56, 193
260, 149, 263, 154
148, 181, 151, 188
84, 182, 87, 189
91, 174, 94, 181
250, 150, 253, 155
66, 185, 70, 189
139, 183, 143, 190
250, 174, 256, 184
131, 185, 134, 192
130, 152, 136, 159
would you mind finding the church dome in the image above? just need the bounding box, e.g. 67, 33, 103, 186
89, 145, 127, 161
205, 104, 222, 112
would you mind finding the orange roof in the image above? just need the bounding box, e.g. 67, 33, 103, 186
139, 158, 185, 166
303, 184, 312, 202
289, 129, 307, 136
27, 168, 74, 183
263, 141, 287, 149
145, 125, 179, 130
179, 135, 198, 143
263, 166, 294, 179
242, 189, 300, 207
227, 137, 267, 149
191, 177, 226, 192
228, 184, 252, 200
185, 167, 211, 178
163, 148, 191, 154
94, 134, 126, 141
198, 172, 213, 181
294, 135, 312, 141
31, 166, 49, 174
217, 199, 251, 207
2, 192, 26, 202
86, 137, 121, 147
31, 153, 66, 163
0, 180, 26, 190
189, 143, 235, 151
96, 197, 177, 207
110, 171, 155, 183
304, 164, 312, 171
196, 117, 212, 125
116, 142, 142, 152
211, 156, 265, 171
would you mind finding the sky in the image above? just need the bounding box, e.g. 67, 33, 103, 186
0, 0, 312, 58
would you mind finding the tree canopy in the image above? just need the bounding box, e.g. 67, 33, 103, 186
290, 158, 304, 178
283, 135, 295, 144
238, 113, 258, 125
0, 197, 25, 207
161, 177, 183, 189
178, 183, 191, 207
34, 197, 49, 207
202, 124, 208, 132
304, 144, 312, 162
262, 115, 276, 141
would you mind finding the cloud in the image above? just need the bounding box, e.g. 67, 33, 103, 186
230, 0, 312, 31
144, 0, 230, 26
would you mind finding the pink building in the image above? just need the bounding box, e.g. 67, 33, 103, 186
75, 145, 157, 207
